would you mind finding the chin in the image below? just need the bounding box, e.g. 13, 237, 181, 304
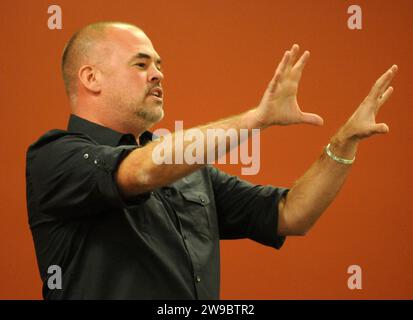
137, 105, 164, 126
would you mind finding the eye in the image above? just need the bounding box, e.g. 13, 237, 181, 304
135, 63, 146, 68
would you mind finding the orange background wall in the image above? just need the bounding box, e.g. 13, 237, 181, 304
0, 0, 412, 299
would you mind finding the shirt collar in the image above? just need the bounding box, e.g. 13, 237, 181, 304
67, 114, 153, 147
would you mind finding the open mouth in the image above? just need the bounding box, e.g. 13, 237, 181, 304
149, 87, 163, 99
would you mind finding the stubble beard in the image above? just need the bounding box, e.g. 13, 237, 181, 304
114, 92, 164, 132
134, 96, 164, 129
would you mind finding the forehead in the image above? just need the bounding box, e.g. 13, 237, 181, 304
105, 26, 161, 61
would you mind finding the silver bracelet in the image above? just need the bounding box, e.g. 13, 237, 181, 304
325, 143, 355, 165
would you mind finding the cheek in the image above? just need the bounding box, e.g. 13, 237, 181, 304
102, 73, 124, 94
125, 73, 147, 95
104, 69, 148, 98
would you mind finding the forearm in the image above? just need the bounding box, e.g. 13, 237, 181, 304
280, 131, 359, 235
117, 109, 261, 197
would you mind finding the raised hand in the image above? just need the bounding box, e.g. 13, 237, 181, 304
338, 65, 398, 141
254, 44, 324, 127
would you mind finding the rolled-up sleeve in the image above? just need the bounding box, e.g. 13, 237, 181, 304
208, 166, 289, 249
27, 131, 144, 219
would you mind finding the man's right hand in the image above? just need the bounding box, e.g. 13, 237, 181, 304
253, 44, 324, 128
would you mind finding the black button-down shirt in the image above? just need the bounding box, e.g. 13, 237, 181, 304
25, 114, 289, 299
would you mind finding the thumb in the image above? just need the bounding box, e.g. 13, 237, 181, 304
373, 123, 390, 134
301, 112, 324, 126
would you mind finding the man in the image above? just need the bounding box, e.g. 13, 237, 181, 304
26, 21, 397, 299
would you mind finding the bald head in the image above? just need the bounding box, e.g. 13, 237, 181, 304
61, 21, 144, 104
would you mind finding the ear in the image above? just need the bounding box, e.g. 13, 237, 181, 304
78, 65, 101, 94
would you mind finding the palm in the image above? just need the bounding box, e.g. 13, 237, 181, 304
342, 65, 397, 140
271, 79, 301, 121
256, 44, 324, 127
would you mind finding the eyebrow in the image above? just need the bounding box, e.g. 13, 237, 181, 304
131, 52, 162, 64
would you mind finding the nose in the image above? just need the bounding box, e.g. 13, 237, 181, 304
148, 65, 164, 83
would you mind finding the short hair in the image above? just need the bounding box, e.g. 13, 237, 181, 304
61, 21, 142, 105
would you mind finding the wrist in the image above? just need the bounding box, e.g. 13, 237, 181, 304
243, 108, 269, 130
329, 128, 359, 160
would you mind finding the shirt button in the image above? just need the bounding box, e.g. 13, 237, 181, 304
83, 153, 89, 159
165, 189, 171, 197
94, 159, 99, 165
196, 275, 201, 283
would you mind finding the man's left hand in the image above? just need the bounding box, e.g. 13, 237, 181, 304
336, 65, 398, 143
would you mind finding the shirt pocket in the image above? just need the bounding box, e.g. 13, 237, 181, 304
180, 190, 211, 236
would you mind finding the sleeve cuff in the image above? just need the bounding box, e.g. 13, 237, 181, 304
91, 145, 150, 209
